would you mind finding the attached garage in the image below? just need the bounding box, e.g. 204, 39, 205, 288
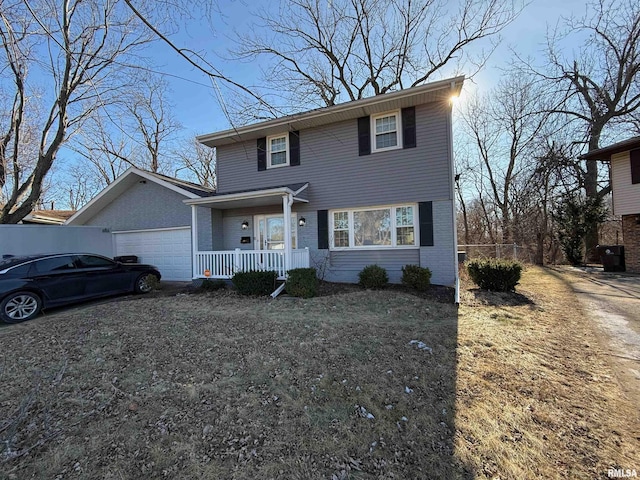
114, 227, 192, 281
66, 167, 216, 283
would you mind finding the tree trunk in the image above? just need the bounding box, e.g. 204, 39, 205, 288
584, 127, 603, 261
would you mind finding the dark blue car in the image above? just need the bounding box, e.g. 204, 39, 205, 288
0, 254, 161, 323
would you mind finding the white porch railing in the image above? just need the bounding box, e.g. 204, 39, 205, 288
194, 248, 310, 279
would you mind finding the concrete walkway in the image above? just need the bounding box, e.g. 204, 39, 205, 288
550, 266, 640, 403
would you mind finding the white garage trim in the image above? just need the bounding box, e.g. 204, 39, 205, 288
112, 226, 191, 234
113, 227, 192, 281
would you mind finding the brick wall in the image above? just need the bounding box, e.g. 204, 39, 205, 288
622, 215, 640, 273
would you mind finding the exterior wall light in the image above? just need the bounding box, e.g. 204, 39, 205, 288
299, 217, 306, 227
241, 221, 249, 230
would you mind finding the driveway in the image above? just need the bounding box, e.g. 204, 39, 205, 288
551, 266, 640, 402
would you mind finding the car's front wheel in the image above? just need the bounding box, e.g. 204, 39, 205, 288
134, 273, 158, 294
1, 291, 42, 324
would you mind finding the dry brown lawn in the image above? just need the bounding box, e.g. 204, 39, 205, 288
0, 266, 638, 479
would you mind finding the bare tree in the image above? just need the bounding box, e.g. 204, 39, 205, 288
0, 0, 152, 223
127, 77, 181, 173
65, 169, 104, 210
231, 0, 523, 115
174, 138, 217, 189
523, 0, 640, 254
461, 74, 552, 243
71, 76, 181, 189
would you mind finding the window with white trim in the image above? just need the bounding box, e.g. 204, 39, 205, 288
330, 205, 417, 249
371, 111, 401, 152
267, 134, 289, 168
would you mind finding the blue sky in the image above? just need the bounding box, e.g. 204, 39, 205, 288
146, 0, 590, 137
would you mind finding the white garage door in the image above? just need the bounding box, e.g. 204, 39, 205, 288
113, 227, 192, 281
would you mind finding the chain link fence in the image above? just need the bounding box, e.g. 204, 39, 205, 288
458, 244, 531, 262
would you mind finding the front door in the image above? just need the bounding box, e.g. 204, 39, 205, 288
255, 214, 297, 251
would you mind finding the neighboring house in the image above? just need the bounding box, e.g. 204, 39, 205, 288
65, 168, 215, 281
580, 137, 640, 273
190, 76, 464, 287
22, 210, 76, 225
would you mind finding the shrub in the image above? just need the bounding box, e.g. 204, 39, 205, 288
231, 270, 278, 296
286, 267, 319, 298
358, 265, 388, 289
199, 278, 227, 291
401, 265, 432, 291
466, 259, 523, 292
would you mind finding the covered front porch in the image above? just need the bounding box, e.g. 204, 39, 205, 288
185, 184, 311, 280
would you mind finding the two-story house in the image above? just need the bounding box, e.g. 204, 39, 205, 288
67, 76, 463, 291
580, 137, 640, 273
188, 76, 464, 287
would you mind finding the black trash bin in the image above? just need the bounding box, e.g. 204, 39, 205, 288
114, 255, 138, 264
596, 245, 625, 272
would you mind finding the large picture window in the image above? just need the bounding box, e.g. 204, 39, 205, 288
330, 205, 417, 249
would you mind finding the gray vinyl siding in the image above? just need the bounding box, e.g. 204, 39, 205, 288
420, 200, 456, 286
327, 249, 420, 284
199, 99, 456, 286
216, 102, 452, 207
296, 204, 454, 285
196, 202, 455, 285
84, 180, 192, 231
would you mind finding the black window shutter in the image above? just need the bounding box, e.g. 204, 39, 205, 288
402, 107, 416, 149
317, 210, 329, 249
289, 131, 300, 166
631, 149, 640, 184
357, 116, 371, 156
419, 201, 434, 246
257, 137, 267, 171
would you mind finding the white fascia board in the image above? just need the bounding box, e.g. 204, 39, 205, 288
183, 187, 294, 206
197, 76, 465, 146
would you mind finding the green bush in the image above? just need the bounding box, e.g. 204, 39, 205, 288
199, 279, 227, 291
466, 259, 523, 292
286, 267, 319, 298
231, 270, 278, 296
401, 265, 432, 291
358, 265, 388, 289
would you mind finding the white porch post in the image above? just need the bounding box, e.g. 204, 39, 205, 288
282, 194, 293, 277
191, 205, 198, 278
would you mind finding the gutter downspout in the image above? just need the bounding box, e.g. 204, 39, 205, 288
272, 193, 295, 298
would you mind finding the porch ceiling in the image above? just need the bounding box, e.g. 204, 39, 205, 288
183, 183, 309, 210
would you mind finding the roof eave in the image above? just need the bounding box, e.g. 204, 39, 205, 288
198, 76, 464, 148
579, 137, 640, 161
183, 185, 298, 206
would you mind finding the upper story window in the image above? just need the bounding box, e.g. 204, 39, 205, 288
358, 107, 416, 156
257, 131, 300, 171
268, 134, 289, 168
371, 111, 401, 152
